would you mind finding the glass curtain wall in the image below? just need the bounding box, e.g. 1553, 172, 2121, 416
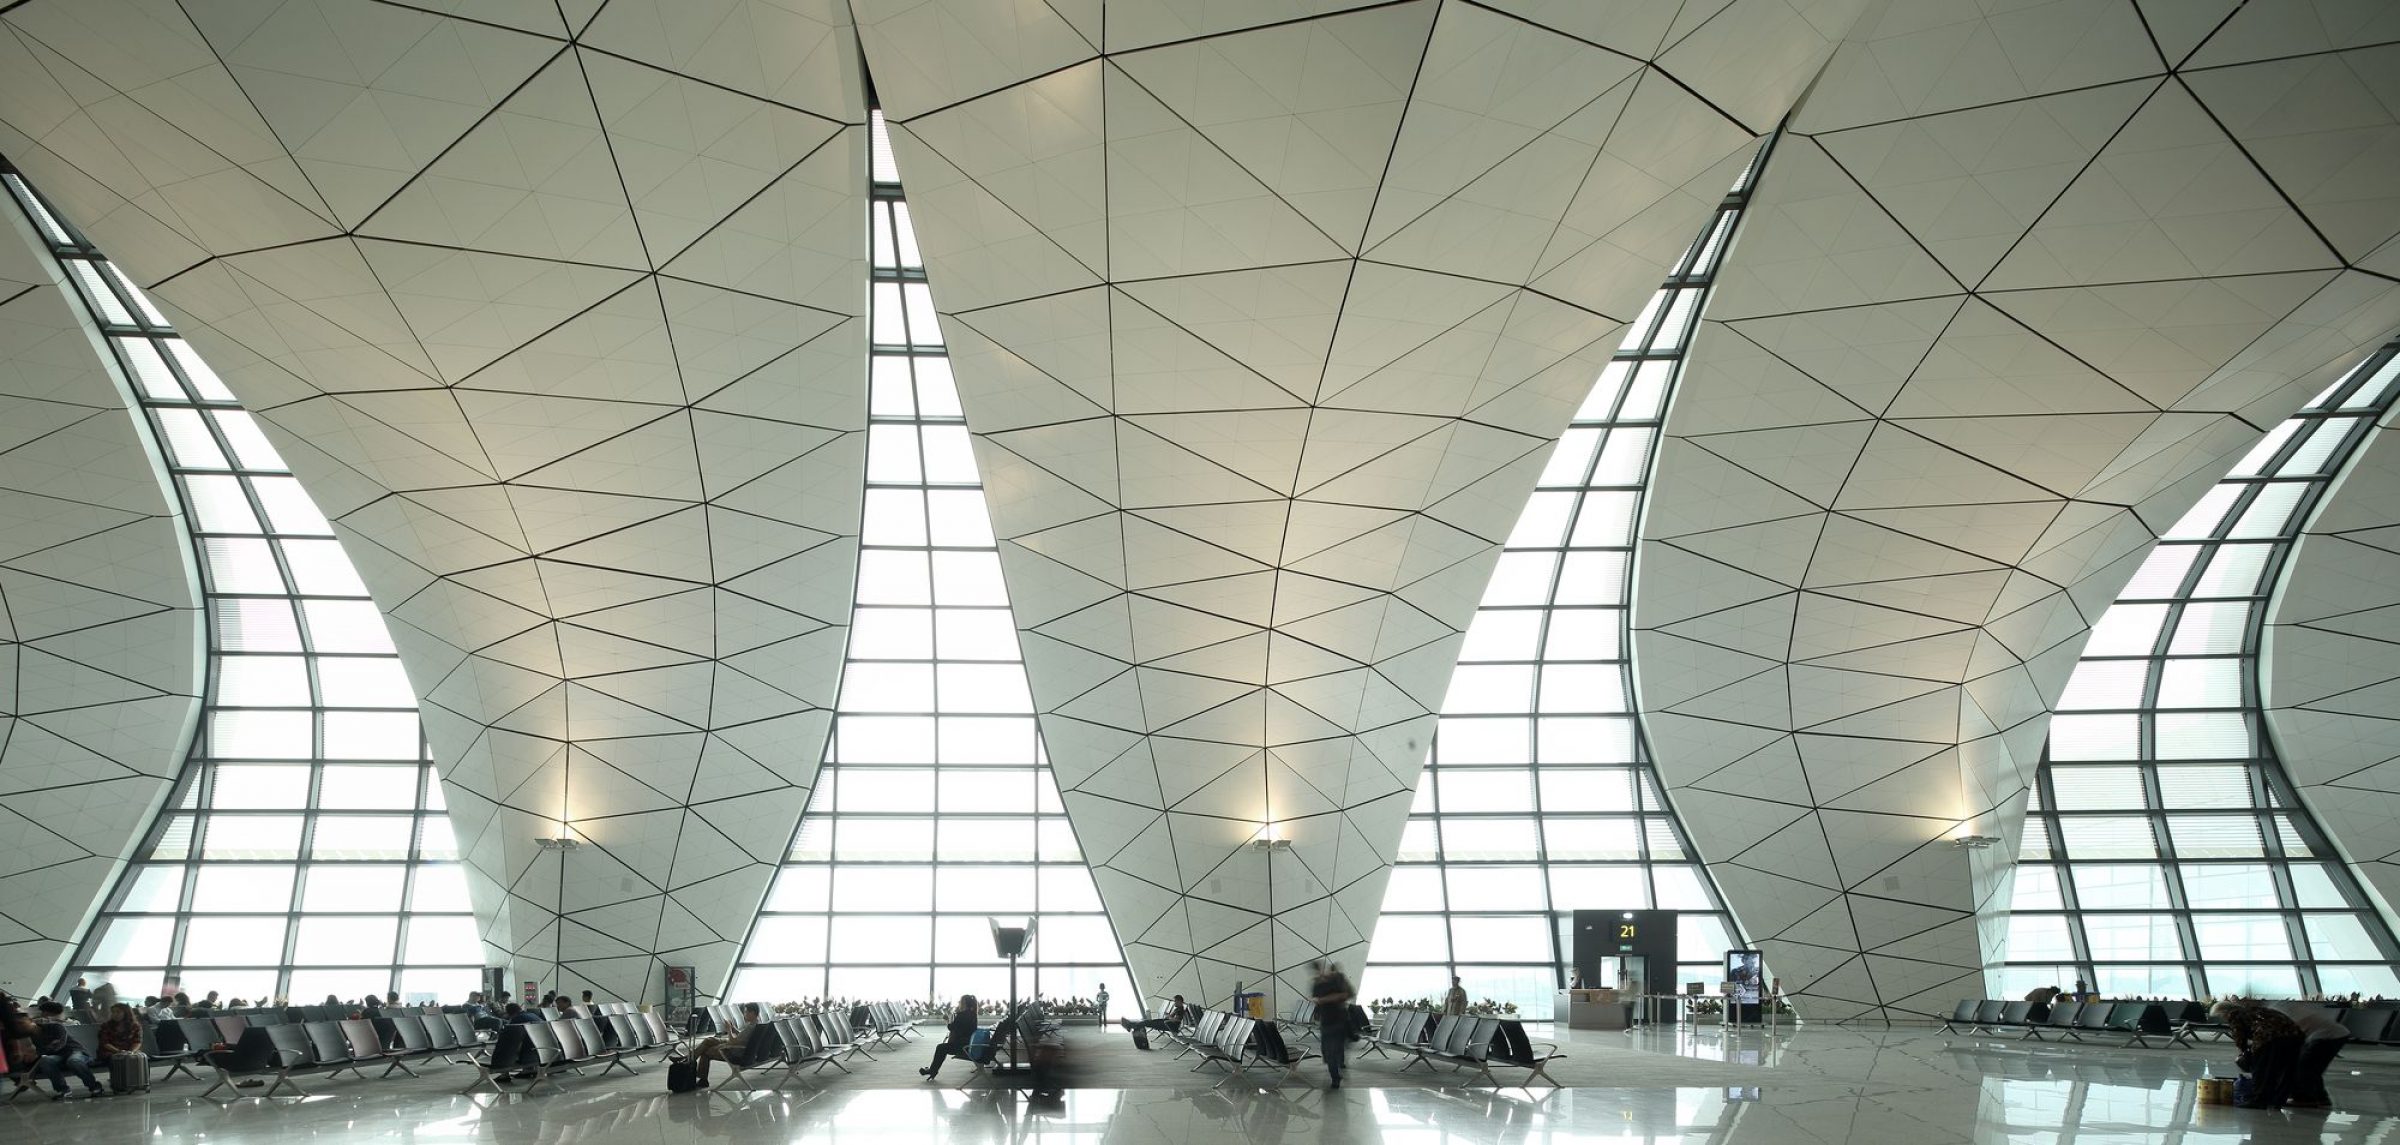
1365, 145, 1769, 1017
726, 113, 1129, 1008
1999, 338, 2400, 999
4, 167, 485, 1005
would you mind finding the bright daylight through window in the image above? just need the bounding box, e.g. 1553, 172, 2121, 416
2001, 338, 2400, 999
725, 113, 1129, 1008
5, 167, 485, 1005
1365, 144, 1771, 1017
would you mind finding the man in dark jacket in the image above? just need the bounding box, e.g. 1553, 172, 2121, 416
31, 1001, 105, 1099
1309, 960, 1354, 1091
1117, 995, 1188, 1048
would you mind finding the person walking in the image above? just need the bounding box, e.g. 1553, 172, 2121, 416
1443, 977, 1468, 1017
1094, 984, 1109, 1025
1309, 960, 1354, 1091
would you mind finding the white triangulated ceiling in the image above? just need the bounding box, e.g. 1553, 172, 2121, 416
1632, 1, 2400, 1018
5, 0, 2400, 1017
2267, 380, 2400, 927
0, 200, 199, 994
851, 0, 1868, 1002
0, 0, 869, 1001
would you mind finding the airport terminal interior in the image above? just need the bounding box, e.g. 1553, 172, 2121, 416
2, 0, 2400, 1141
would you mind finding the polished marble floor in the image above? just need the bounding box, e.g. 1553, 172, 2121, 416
10, 1023, 2397, 1144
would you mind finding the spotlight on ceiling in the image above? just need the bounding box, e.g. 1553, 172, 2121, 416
1948, 835, 2001, 850
535, 837, 581, 851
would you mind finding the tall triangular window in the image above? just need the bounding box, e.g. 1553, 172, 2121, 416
726, 113, 1129, 1007
2000, 341, 2400, 997
5, 167, 486, 1004
1365, 145, 1771, 1014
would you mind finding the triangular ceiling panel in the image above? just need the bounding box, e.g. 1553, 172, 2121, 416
1636, 0, 2400, 1023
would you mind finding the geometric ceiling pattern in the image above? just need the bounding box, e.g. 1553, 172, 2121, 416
0, 0, 869, 1002
2006, 338, 2400, 1000
854, 0, 1867, 1003
0, 186, 200, 995
1632, 1, 2400, 1019
3, 0, 2399, 1022
2266, 359, 2400, 931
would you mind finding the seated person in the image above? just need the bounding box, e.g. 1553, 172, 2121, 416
920, 995, 980, 1079
96, 1003, 142, 1076
6, 1000, 42, 1096
687, 1002, 762, 1086
1119, 995, 1188, 1036
30, 1001, 105, 1100
466, 992, 504, 1031
487, 1022, 542, 1083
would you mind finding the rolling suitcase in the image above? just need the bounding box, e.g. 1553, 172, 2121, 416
111, 1051, 150, 1093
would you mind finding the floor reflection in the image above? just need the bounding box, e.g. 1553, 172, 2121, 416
11, 1029, 2398, 1145
412, 1079, 2395, 1145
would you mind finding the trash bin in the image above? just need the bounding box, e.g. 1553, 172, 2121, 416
1235, 991, 1266, 1018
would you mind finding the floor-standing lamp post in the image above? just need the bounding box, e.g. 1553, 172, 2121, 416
988, 917, 1036, 1079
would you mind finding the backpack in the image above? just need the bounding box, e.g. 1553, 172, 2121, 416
1131, 1026, 1151, 1051
964, 1027, 994, 1064
667, 1059, 701, 1093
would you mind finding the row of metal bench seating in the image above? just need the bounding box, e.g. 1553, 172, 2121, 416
1941, 999, 2176, 1046
1163, 1008, 1321, 1088
10, 998, 930, 1104
1942, 998, 2400, 1051
697, 1009, 906, 1092
190, 1010, 678, 1098
1360, 1010, 1565, 1086
1156, 1006, 1563, 1089
195, 1000, 919, 1098
696, 1001, 916, 1048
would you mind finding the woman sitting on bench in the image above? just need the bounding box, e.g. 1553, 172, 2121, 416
920, 995, 980, 1079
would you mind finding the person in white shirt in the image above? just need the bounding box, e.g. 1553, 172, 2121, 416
1094, 984, 1109, 1023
